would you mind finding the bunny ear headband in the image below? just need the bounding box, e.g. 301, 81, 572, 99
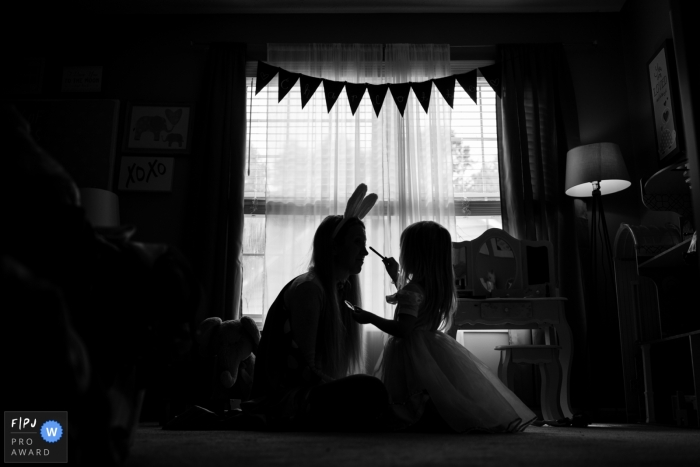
332, 183, 378, 239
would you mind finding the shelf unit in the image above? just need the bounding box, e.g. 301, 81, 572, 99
614, 156, 698, 427
638, 237, 692, 268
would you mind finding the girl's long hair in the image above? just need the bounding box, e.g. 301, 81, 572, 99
398, 221, 457, 332
308, 215, 364, 378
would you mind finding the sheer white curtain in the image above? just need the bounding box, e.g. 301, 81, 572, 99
262, 44, 455, 362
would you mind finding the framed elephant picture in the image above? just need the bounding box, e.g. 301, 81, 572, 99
123, 102, 193, 154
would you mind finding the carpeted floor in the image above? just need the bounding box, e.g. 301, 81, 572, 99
125, 422, 700, 467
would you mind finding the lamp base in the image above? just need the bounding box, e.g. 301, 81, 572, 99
589, 188, 615, 312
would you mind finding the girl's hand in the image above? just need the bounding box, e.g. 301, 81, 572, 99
383, 257, 399, 283
351, 308, 374, 325
345, 301, 374, 324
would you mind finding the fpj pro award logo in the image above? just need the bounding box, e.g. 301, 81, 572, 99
4, 411, 68, 463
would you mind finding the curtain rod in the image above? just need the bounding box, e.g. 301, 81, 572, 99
189, 41, 495, 48
190, 41, 596, 48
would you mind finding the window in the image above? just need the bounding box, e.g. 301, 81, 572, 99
449, 73, 501, 241
241, 61, 500, 319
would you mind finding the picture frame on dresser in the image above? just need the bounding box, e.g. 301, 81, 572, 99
647, 39, 684, 165
122, 102, 193, 154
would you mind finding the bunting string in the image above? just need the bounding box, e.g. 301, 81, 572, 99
255, 60, 502, 117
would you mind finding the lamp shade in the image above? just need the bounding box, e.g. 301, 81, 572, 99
564, 142, 631, 197
79, 188, 120, 227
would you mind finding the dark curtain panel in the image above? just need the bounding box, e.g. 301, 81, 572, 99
496, 44, 590, 413
184, 43, 247, 322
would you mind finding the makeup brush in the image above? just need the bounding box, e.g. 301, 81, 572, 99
369, 246, 385, 260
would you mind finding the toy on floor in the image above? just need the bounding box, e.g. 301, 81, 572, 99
196, 316, 260, 403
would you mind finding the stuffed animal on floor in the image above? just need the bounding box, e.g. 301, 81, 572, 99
196, 316, 260, 403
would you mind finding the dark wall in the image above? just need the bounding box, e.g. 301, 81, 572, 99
620, 0, 679, 227
6, 18, 206, 248
621, 0, 672, 179
106, 40, 205, 249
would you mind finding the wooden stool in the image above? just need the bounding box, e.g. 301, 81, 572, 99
495, 345, 565, 421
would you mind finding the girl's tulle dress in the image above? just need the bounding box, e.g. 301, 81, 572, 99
375, 282, 537, 433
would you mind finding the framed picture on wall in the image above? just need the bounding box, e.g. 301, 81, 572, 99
647, 39, 683, 164
123, 103, 193, 154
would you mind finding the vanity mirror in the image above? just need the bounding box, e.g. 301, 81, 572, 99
452, 228, 556, 298
476, 237, 517, 293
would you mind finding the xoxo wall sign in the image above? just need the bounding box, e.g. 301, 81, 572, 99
118, 156, 174, 192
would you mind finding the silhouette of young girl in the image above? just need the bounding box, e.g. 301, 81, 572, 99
351, 221, 536, 433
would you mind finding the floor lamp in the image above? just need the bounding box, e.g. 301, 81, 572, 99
564, 142, 631, 296
564, 142, 630, 420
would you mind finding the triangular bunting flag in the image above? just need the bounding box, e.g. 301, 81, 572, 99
433, 75, 455, 108
346, 82, 367, 116
255, 62, 503, 114
367, 84, 389, 117
389, 82, 412, 117
323, 79, 346, 113
255, 61, 279, 95
455, 70, 478, 105
411, 80, 433, 113
479, 63, 501, 98
278, 68, 300, 103
299, 74, 323, 109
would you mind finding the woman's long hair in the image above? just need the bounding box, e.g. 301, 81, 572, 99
398, 221, 457, 332
308, 215, 364, 378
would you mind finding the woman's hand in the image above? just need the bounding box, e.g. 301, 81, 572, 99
383, 257, 399, 284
